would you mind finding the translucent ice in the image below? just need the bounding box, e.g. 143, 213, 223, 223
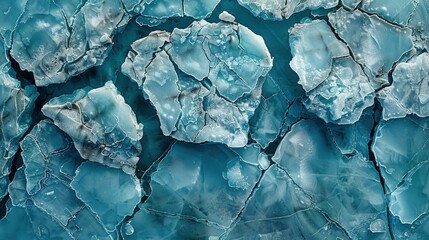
71, 161, 141, 232
0, 66, 38, 200
238, 0, 338, 20
42, 81, 143, 173
273, 119, 389, 239
289, 20, 375, 124
378, 53, 429, 120
122, 13, 272, 147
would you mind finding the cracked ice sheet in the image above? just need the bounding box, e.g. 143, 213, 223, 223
10, 0, 130, 86
129, 142, 265, 239
0, 65, 38, 200
237, 0, 338, 20
122, 12, 272, 147
4, 120, 113, 239
358, 0, 429, 49
372, 115, 429, 239
328, 8, 414, 89
224, 165, 350, 239
378, 52, 429, 120
126, 0, 221, 27
42, 81, 143, 174
272, 118, 389, 239
289, 19, 375, 124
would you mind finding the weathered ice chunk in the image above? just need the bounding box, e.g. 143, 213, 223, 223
121, 209, 225, 240
372, 116, 429, 238
122, 13, 272, 147
378, 53, 429, 120
42, 81, 143, 173
142, 142, 262, 228
329, 8, 414, 88
71, 161, 141, 232
0, 70, 38, 200
237, 0, 338, 20
273, 119, 389, 239
303, 57, 375, 124
11, 0, 130, 86
289, 20, 374, 124
225, 165, 350, 239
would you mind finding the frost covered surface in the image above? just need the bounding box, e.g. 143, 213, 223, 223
42, 81, 143, 174
122, 13, 272, 147
0, 0, 429, 239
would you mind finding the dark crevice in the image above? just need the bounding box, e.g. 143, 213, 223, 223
8, 50, 35, 86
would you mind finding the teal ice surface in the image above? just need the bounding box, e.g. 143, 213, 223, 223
273, 119, 389, 239
142, 142, 262, 228
378, 53, 429, 120
1, 0, 429, 239
42, 81, 143, 174
122, 13, 272, 147
237, 0, 338, 20
0, 62, 38, 200
71, 161, 141, 232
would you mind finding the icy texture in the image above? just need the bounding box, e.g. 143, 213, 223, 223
4, 120, 113, 239
290, 20, 375, 124
128, 0, 221, 26
10, 0, 130, 86
237, 0, 338, 20
71, 161, 141, 232
272, 119, 389, 239
143, 142, 263, 227
328, 8, 414, 88
378, 53, 429, 120
0, 65, 38, 200
42, 81, 143, 174
122, 13, 272, 147
372, 116, 429, 238
1, 0, 429, 238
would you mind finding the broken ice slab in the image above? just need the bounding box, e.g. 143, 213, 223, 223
372, 116, 429, 193
225, 165, 350, 239
10, 0, 130, 86
128, 0, 221, 26
372, 116, 429, 238
142, 142, 262, 228
121, 209, 225, 239
42, 81, 143, 174
0, 0, 26, 47
0, 70, 38, 200
249, 75, 291, 148
289, 20, 375, 124
389, 161, 429, 225
289, 20, 349, 92
122, 12, 272, 147
359, 0, 429, 49
20, 119, 84, 195
273, 119, 389, 239
71, 161, 141, 232
377, 53, 429, 120
0, 202, 74, 240
328, 8, 414, 88
237, 0, 338, 20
